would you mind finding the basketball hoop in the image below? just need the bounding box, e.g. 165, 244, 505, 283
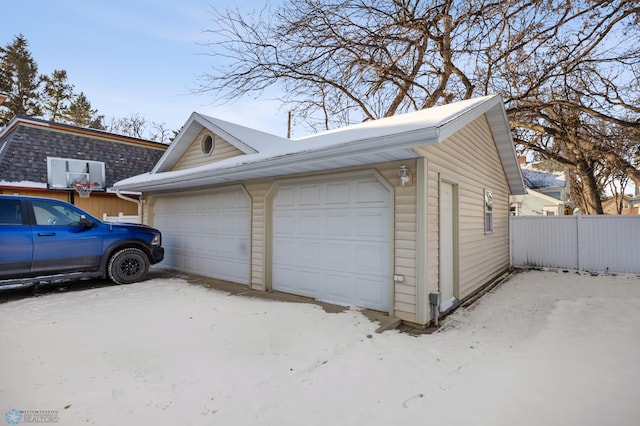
72, 182, 98, 198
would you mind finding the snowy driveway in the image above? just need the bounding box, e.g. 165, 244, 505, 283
1, 270, 639, 426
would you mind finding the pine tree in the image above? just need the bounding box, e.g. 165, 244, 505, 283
42, 69, 74, 122
62, 92, 104, 129
0, 34, 42, 125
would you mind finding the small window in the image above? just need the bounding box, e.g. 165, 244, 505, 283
484, 189, 493, 234
201, 134, 214, 155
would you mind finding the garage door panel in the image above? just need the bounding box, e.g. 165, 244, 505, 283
273, 267, 319, 296
355, 276, 387, 306
355, 210, 388, 237
356, 180, 388, 204
298, 213, 322, 236
153, 188, 250, 284
299, 185, 322, 205
327, 182, 350, 204
297, 270, 324, 295
277, 241, 321, 267
325, 243, 351, 269
323, 273, 353, 298
275, 187, 295, 206
272, 177, 391, 311
355, 244, 389, 270
326, 211, 351, 235
273, 212, 295, 235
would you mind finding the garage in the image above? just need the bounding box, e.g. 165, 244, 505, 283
152, 187, 251, 284
271, 176, 392, 311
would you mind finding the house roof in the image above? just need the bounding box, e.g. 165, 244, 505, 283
521, 167, 566, 190
0, 116, 168, 189
115, 95, 527, 195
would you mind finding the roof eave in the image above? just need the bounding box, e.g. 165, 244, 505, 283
115, 128, 437, 192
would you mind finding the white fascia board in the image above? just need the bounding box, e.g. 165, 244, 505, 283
152, 113, 264, 173
115, 127, 439, 192
152, 112, 201, 173
437, 96, 526, 196
195, 113, 260, 155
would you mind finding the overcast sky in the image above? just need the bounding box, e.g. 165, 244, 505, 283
2, 0, 292, 137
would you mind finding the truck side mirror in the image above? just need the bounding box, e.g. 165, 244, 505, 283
79, 215, 95, 227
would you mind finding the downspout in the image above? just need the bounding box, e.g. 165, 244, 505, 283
115, 190, 143, 223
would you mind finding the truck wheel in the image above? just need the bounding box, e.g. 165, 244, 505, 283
107, 248, 150, 284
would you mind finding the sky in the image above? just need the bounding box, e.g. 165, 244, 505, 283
2, 0, 292, 138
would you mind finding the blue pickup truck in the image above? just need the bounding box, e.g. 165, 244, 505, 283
0, 194, 164, 290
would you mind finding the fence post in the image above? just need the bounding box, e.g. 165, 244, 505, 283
509, 216, 513, 267
576, 212, 582, 272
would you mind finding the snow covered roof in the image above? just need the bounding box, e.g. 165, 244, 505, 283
521, 168, 566, 190
115, 95, 526, 195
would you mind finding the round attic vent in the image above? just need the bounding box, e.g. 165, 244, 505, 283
201, 134, 214, 155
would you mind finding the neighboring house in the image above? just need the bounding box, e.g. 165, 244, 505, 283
602, 193, 639, 215
511, 161, 571, 216
115, 95, 526, 326
0, 116, 168, 219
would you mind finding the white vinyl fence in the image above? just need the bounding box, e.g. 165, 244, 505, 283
511, 215, 640, 274
102, 212, 141, 224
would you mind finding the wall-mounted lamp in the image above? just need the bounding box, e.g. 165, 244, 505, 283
397, 164, 411, 188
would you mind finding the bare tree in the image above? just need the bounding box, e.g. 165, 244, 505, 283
199, 0, 640, 213
106, 114, 174, 144
199, 0, 480, 129
488, 1, 640, 213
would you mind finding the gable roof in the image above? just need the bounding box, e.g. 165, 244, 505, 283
153, 112, 291, 172
0, 116, 167, 188
115, 95, 526, 195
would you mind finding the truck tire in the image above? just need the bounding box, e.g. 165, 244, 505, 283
107, 248, 150, 284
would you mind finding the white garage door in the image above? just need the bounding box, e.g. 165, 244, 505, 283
272, 176, 391, 311
153, 188, 250, 284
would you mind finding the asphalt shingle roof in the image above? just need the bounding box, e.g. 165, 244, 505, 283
0, 117, 167, 188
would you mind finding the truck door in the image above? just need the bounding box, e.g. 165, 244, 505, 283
0, 199, 32, 278
29, 199, 104, 274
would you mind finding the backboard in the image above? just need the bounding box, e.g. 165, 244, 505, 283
47, 157, 106, 190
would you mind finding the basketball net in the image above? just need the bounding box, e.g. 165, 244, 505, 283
72, 182, 98, 198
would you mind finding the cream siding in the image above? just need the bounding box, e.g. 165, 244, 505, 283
379, 160, 418, 322
171, 129, 245, 171
242, 181, 272, 291
140, 113, 512, 325
415, 115, 511, 301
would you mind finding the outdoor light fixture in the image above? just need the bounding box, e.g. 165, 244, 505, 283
397, 164, 411, 188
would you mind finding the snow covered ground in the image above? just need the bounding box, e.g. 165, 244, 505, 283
1, 269, 639, 426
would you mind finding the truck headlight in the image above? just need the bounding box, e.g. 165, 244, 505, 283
151, 234, 161, 246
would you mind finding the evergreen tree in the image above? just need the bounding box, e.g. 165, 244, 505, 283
42, 69, 74, 122
63, 92, 104, 129
0, 34, 41, 125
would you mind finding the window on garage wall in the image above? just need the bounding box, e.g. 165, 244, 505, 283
484, 189, 493, 234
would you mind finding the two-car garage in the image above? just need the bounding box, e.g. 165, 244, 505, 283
152, 175, 393, 312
